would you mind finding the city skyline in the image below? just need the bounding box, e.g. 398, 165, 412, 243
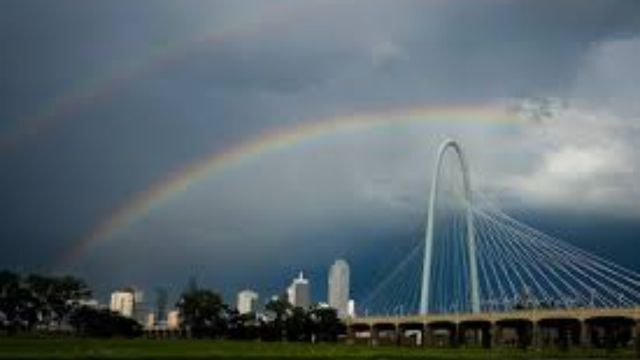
97, 259, 356, 330
101, 260, 354, 318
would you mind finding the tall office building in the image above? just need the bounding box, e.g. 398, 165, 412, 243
347, 299, 356, 317
287, 272, 310, 308
132, 289, 147, 324
110, 287, 146, 323
155, 288, 168, 324
237, 290, 259, 314
145, 312, 155, 330
328, 259, 350, 318
167, 310, 180, 330
110, 288, 136, 317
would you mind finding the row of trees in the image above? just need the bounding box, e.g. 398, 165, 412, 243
0, 270, 140, 337
177, 289, 344, 342
0, 270, 89, 333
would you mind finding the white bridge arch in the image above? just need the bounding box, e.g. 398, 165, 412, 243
419, 139, 480, 314
358, 139, 640, 317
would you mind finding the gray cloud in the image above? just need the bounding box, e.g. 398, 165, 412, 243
2, 0, 640, 296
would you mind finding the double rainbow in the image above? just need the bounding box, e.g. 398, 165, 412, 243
59, 104, 519, 267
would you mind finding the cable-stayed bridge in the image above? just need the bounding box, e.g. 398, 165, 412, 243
346, 140, 640, 350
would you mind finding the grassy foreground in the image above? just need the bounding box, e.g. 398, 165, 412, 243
0, 338, 635, 359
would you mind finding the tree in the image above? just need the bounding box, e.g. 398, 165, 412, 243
51, 275, 91, 320
69, 306, 141, 338
0, 271, 20, 331
286, 306, 312, 342
176, 289, 227, 338
262, 295, 292, 341
0, 271, 39, 334
25, 274, 91, 330
227, 310, 259, 340
309, 307, 341, 342
0, 271, 92, 334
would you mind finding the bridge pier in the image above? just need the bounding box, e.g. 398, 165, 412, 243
495, 319, 534, 349
425, 322, 459, 348
586, 316, 636, 351
395, 327, 402, 346
370, 323, 398, 346
458, 320, 492, 348
369, 326, 379, 346
481, 325, 494, 348
531, 322, 541, 350
397, 323, 424, 346
346, 326, 355, 345
537, 318, 581, 350
346, 324, 372, 345
450, 324, 459, 348
493, 324, 502, 348
580, 320, 590, 348
423, 325, 433, 347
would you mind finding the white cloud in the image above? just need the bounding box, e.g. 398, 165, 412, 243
512, 144, 634, 207
501, 37, 640, 215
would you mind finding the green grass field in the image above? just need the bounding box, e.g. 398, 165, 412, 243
0, 339, 635, 359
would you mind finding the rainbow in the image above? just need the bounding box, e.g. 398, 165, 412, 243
0, 3, 301, 151
58, 104, 520, 267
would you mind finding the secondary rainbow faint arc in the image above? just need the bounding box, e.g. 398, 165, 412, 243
60, 104, 519, 267
0, 3, 301, 151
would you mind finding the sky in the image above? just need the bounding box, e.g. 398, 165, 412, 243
1, 0, 640, 306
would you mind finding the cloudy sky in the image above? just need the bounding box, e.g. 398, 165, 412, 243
1, 0, 640, 303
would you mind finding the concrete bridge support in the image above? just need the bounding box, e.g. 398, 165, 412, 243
459, 320, 493, 348
346, 324, 371, 345
532, 322, 541, 350
369, 326, 379, 346
423, 325, 434, 347
398, 323, 424, 346
580, 320, 590, 348
538, 318, 581, 350
586, 316, 635, 350
493, 323, 503, 348
496, 319, 534, 349
371, 323, 397, 346
426, 321, 459, 348
481, 325, 494, 349
345, 326, 355, 345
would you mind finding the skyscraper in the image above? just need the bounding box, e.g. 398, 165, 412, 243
347, 299, 356, 317
328, 259, 350, 318
155, 288, 168, 324
287, 272, 310, 308
167, 310, 180, 330
237, 290, 259, 314
110, 287, 146, 323
110, 288, 136, 317
145, 312, 155, 330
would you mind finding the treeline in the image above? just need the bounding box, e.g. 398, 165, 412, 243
1, 270, 343, 342
177, 288, 343, 342
0, 270, 141, 337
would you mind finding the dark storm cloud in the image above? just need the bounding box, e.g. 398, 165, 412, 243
1, 0, 640, 300
163, 1, 640, 104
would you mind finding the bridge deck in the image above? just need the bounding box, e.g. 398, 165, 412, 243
347, 307, 640, 326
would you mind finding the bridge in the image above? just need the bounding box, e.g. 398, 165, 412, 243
345, 139, 640, 351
